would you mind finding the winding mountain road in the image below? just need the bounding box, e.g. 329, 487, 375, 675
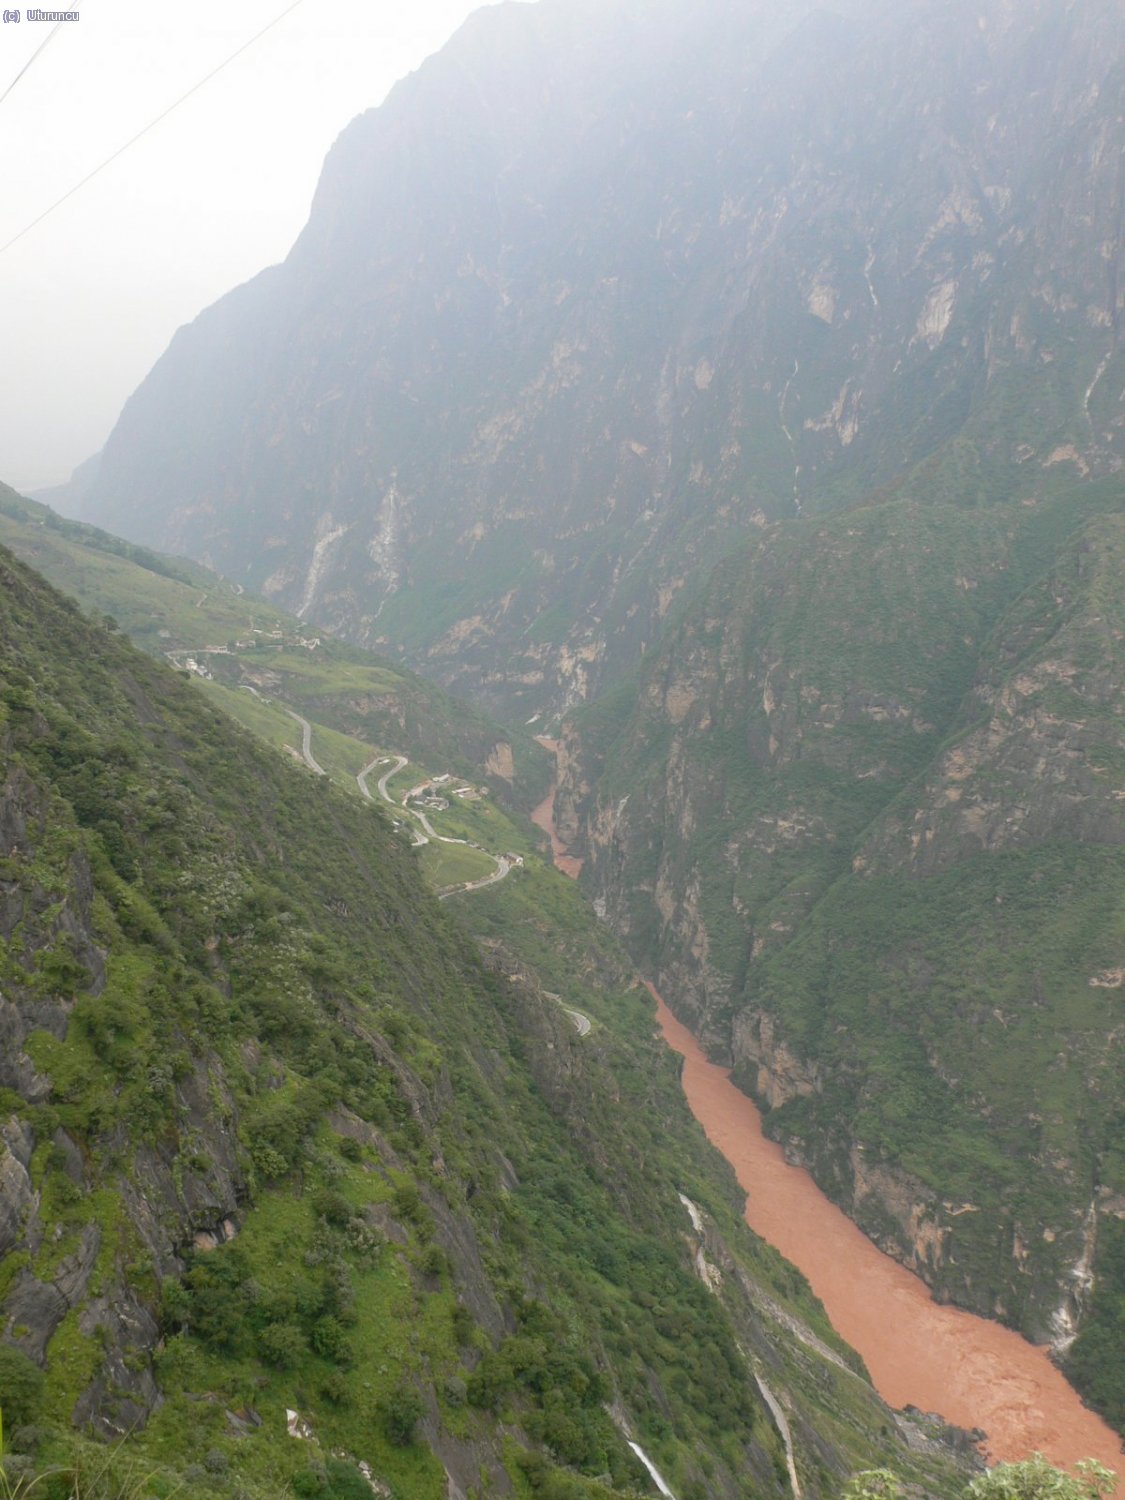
544, 991, 592, 1036
447, 856, 512, 900
286, 710, 326, 775
357, 753, 513, 898
355, 759, 587, 1026
358, 756, 425, 843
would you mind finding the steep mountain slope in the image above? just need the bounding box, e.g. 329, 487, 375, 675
0, 483, 549, 810
556, 491, 1125, 1429
78, 0, 1124, 719
31, 0, 1125, 1462
0, 541, 980, 1498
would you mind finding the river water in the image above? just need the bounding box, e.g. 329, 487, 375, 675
530, 748, 584, 877
531, 760, 1123, 1481
654, 990, 1122, 1477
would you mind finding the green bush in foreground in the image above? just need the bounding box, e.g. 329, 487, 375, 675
845, 1457, 1118, 1500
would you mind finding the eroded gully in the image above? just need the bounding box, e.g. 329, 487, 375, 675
531, 754, 1123, 1481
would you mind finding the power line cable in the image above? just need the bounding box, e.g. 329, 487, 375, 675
0, 21, 65, 110
0, 0, 307, 257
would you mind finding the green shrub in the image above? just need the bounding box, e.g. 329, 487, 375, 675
310, 1316, 352, 1365
256, 1321, 308, 1368
965, 1457, 1117, 1500
419, 1244, 447, 1279
0, 1345, 44, 1428
450, 1302, 474, 1345
320, 1370, 350, 1406
323, 1460, 373, 1500
382, 1384, 424, 1446
311, 1189, 352, 1228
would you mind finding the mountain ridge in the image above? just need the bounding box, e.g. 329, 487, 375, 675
76, 0, 1124, 719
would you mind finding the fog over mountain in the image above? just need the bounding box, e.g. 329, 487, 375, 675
78, 0, 1123, 718
28, 0, 1125, 1470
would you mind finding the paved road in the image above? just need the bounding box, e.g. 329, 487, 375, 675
440, 855, 513, 902
374, 755, 408, 805
358, 754, 513, 897
358, 756, 426, 844
286, 710, 326, 775
544, 991, 592, 1037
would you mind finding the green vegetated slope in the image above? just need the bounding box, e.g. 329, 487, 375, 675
439, 859, 978, 1496
0, 480, 546, 900
0, 484, 550, 810
561, 487, 1125, 1429
0, 541, 980, 1500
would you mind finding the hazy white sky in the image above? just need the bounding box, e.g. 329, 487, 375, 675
0, 0, 510, 492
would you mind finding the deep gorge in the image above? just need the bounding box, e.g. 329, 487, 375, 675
538, 754, 1123, 1481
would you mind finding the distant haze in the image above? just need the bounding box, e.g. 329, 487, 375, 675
0, 0, 513, 492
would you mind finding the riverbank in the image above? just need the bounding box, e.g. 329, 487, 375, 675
653, 987, 1122, 1477
532, 761, 1123, 1484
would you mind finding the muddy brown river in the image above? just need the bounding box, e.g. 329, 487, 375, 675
654, 990, 1122, 1477
533, 760, 1122, 1482
530, 749, 584, 878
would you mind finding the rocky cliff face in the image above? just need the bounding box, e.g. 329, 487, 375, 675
858, 518, 1125, 874
80, 0, 1125, 720
0, 734, 245, 1434
564, 499, 1028, 1027
560, 497, 1125, 1380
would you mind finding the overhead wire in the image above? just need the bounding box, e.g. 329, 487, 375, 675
0, 21, 65, 110
0, 0, 308, 258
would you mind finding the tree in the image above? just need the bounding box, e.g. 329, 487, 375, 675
257, 1320, 308, 1368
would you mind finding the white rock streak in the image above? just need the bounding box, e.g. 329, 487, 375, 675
1083, 354, 1110, 430
863, 246, 880, 310
751, 1366, 802, 1500
296, 518, 349, 620
677, 1192, 704, 1234
779, 359, 803, 516
628, 1442, 677, 1499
